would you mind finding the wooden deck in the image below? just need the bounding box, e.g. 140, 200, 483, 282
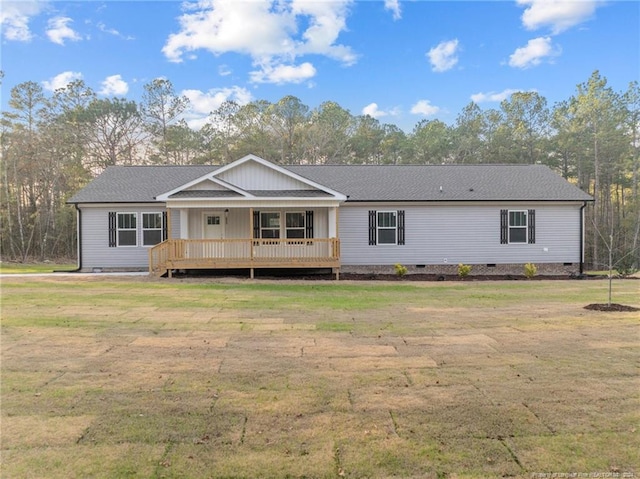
149, 238, 340, 278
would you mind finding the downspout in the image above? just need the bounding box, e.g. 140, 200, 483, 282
56, 204, 82, 273
579, 202, 587, 276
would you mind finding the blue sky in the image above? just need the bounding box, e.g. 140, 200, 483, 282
1, 0, 638, 131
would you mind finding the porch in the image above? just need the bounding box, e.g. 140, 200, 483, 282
149, 238, 340, 278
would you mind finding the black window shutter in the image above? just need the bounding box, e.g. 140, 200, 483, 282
305, 210, 314, 238
528, 209, 536, 244
500, 209, 508, 244
108, 212, 117, 247
397, 210, 405, 245
162, 211, 168, 241
368, 210, 377, 245
253, 210, 260, 239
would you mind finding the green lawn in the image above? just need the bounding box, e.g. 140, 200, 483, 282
0, 262, 77, 274
1, 276, 638, 478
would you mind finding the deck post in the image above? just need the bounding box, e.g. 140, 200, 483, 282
250, 268, 254, 279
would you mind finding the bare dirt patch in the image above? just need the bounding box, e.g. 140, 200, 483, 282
584, 303, 640, 312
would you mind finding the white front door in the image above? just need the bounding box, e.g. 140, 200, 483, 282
203, 213, 225, 239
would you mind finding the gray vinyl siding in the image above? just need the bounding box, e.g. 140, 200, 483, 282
80, 205, 166, 269
339, 203, 583, 266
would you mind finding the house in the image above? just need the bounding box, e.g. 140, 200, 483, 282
67, 154, 593, 278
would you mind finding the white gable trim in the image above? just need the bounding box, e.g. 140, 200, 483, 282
213, 154, 347, 201
155, 154, 347, 202
155, 173, 253, 201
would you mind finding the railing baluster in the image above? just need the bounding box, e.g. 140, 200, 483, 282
150, 237, 339, 271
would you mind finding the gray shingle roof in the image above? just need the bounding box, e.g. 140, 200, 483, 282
68, 163, 592, 204
247, 190, 333, 197
289, 164, 593, 202
68, 166, 219, 203
170, 190, 241, 199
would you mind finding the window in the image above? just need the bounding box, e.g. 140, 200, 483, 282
509, 210, 527, 243
500, 209, 535, 244
117, 213, 137, 246
142, 213, 163, 246
377, 211, 397, 244
286, 212, 305, 239
260, 212, 280, 239
368, 210, 405, 246
253, 210, 314, 241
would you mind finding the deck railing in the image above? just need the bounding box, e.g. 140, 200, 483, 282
149, 238, 340, 276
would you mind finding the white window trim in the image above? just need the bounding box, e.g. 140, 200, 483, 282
377, 210, 398, 246
141, 212, 163, 247
117, 212, 138, 247
508, 210, 528, 244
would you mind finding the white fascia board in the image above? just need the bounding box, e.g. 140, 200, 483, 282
155, 173, 252, 201
166, 198, 343, 209
78, 202, 166, 208
342, 200, 587, 208
212, 154, 348, 201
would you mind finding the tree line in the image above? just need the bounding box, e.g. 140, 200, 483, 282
1, 70, 638, 271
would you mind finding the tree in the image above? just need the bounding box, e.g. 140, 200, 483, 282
233, 100, 277, 160
565, 71, 627, 269
409, 119, 453, 164
499, 91, 550, 165
141, 78, 189, 164
303, 101, 355, 164
1, 81, 47, 261
267, 95, 309, 164
83, 98, 145, 170
202, 100, 242, 164
349, 115, 385, 164
452, 102, 485, 164
380, 124, 409, 165
482, 109, 510, 163
164, 119, 204, 165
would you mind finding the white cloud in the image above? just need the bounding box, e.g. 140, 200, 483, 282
99, 74, 129, 96
0, 0, 46, 42
361, 102, 399, 119
181, 86, 253, 129
250, 62, 316, 84
471, 89, 523, 103
427, 39, 459, 73
362, 103, 383, 118
42, 71, 83, 91
162, 0, 355, 85
508, 36, 560, 69
97, 21, 135, 40
218, 64, 232, 76
410, 100, 440, 116
384, 0, 401, 20
517, 0, 599, 34
46, 16, 82, 45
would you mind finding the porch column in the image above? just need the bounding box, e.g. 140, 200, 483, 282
249, 207, 254, 279
328, 207, 338, 238
180, 209, 189, 239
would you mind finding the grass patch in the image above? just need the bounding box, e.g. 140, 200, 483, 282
0, 262, 76, 274
1, 276, 639, 478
